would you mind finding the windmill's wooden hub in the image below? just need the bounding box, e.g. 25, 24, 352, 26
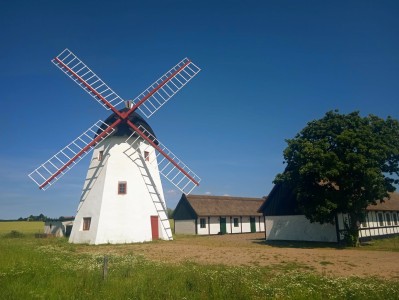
99, 108, 156, 138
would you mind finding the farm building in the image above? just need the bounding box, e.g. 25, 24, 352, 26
259, 183, 399, 242
173, 194, 265, 235
341, 193, 399, 241
44, 217, 74, 237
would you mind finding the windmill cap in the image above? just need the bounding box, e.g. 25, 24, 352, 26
97, 108, 157, 140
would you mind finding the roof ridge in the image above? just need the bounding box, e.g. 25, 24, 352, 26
187, 194, 263, 200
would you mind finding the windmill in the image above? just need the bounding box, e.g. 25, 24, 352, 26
29, 49, 201, 244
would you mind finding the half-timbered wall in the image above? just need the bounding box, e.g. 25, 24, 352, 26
336, 211, 399, 241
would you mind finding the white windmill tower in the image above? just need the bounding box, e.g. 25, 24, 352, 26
29, 49, 201, 244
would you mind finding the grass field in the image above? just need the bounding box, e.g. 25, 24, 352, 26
0, 222, 398, 299
0, 221, 43, 234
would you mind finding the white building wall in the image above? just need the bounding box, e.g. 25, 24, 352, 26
175, 220, 196, 234
230, 217, 241, 234
257, 216, 265, 232
209, 217, 221, 234
263, 211, 399, 243
194, 216, 265, 235
265, 215, 337, 242
44, 221, 73, 237
44, 221, 63, 237
196, 218, 208, 235
69, 137, 170, 244
241, 216, 251, 233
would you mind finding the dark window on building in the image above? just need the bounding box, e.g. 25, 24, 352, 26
361, 220, 367, 228
233, 217, 239, 227
98, 150, 104, 160
393, 213, 398, 225
386, 213, 392, 226
118, 181, 127, 194
200, 218, 206, 228
361, 214, 368, 227
378, 213, 384, 226
144, 151, 150, 161
83, 217, 91, 231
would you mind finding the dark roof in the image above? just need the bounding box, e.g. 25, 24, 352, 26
258, 183, 300, 216
259, 183, 399, 216
367, 193, 399, 211
174, 194, 265, 219
97, 108, 156, 139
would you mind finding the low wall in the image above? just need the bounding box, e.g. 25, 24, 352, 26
174, 219, 196, 235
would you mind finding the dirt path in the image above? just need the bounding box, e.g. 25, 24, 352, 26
82, 233, 399, 279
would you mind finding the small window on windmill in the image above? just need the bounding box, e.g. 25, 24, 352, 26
98, 150, 104, 161
144, 151, 150, 161
200, 218, 206, 228
233, 218, 239, 227
118, 181, 127, 195
83, 217, 91, 231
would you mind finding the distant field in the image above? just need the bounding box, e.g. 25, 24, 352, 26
0, 221, 43, 234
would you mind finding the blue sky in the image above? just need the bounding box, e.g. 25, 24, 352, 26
1, 0, 398, 219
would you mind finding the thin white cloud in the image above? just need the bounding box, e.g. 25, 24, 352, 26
166, 189, 178, 195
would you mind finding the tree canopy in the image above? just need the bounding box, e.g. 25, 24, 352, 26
274, 110, 399, 244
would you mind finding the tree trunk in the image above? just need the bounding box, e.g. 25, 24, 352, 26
348, 214, 360, 247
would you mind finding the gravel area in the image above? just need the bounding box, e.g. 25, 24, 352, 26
80, 233, 399, 279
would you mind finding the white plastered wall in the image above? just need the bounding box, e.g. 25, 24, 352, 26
69, 136, 169, 244
175, 219, 196, 235
265, 215, 337, 242
195, 216, 265, 235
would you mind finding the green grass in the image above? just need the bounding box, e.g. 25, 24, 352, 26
1, 222, 398, 299
169, 218, 174, 233
360, 236, 399, 252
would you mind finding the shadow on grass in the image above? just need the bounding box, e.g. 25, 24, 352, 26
251, 238, 346, 249
2, 230, 25, 238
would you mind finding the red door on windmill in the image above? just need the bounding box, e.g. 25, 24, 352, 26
29, 49, 201, 244
151, 216, 159, 240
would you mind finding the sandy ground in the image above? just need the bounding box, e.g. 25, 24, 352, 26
82, 233, 399, 279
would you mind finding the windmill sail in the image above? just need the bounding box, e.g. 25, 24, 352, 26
29, 120, 116, 190
126, 125, 201, 195
31, 49, 201, 195
52, 49, 124, 110
131, 58, 201, 118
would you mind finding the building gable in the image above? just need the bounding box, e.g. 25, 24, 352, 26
259, 183, 301, 216
173, 194, 197, 220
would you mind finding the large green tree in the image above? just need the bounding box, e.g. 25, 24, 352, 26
274, 110, 399, 246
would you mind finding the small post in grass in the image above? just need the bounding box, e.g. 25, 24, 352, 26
103, 255, 108, 280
